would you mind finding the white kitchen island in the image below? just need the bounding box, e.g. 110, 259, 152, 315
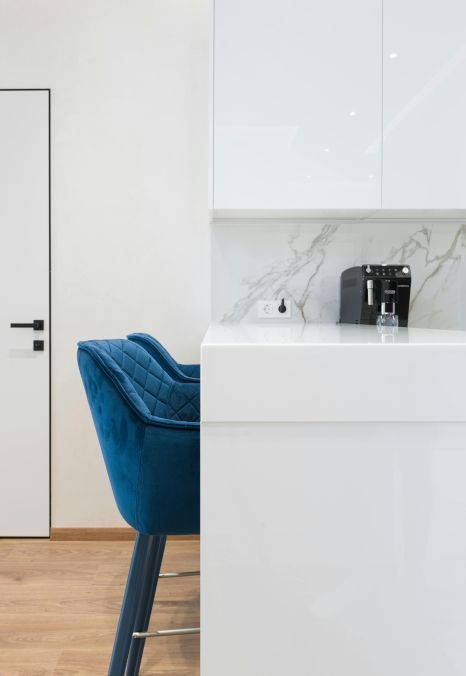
201, 322, 466, 676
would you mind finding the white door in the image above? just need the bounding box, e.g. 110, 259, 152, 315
213, 0, 382, 210
0, 90, 50, 536
383, 0, 466, 208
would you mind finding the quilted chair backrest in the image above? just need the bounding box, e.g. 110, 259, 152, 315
79, 339, 200, 423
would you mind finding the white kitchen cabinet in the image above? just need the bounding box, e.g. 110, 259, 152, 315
383, 0, 466, 209
212, 0, 466, 216
213, 0, 382, 211
201, 323, 466, 676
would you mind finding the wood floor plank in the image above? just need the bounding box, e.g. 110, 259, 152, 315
0, 539, 200, 675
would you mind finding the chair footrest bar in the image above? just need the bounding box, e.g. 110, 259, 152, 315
159, 570, 200, 578
133, 627, 200, 639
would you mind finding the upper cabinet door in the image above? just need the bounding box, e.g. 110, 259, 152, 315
213, 0, 382, 211
383, 0, 466, 208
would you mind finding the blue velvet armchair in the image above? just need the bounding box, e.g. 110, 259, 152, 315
77, 337, 200, 676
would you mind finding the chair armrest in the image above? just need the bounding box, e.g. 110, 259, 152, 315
180, 364, 200, 379
127, 333, 200, 383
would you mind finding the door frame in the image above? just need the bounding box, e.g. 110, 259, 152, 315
0, 88, 51, 537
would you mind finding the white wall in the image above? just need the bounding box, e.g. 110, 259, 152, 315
0, 0, 210, 526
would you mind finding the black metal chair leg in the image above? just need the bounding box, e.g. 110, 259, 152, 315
108, 533, 152, 676
125, 535, 167, 675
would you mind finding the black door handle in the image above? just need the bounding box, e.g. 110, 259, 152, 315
10, 320, 44, 330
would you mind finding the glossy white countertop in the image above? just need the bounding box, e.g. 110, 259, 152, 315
201, 322, 466, 423
203, 321, 466, 346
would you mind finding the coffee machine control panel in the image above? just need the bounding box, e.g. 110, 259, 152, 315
364, 265, 410, 278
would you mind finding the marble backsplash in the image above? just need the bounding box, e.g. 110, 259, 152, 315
212, 222, 466, 329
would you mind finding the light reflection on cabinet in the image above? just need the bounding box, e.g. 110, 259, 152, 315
213, 0, 382, 210
212, 0, 466, 214
383, 0, 466, 209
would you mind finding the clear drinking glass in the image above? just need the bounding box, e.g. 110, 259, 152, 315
377, 313, 399, 330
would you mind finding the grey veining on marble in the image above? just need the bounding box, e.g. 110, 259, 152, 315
212, 222, 465, 329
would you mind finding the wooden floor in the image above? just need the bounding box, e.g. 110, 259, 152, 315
0, 539, 200, 675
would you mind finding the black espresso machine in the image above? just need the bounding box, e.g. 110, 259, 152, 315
340, 264, 411, 327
